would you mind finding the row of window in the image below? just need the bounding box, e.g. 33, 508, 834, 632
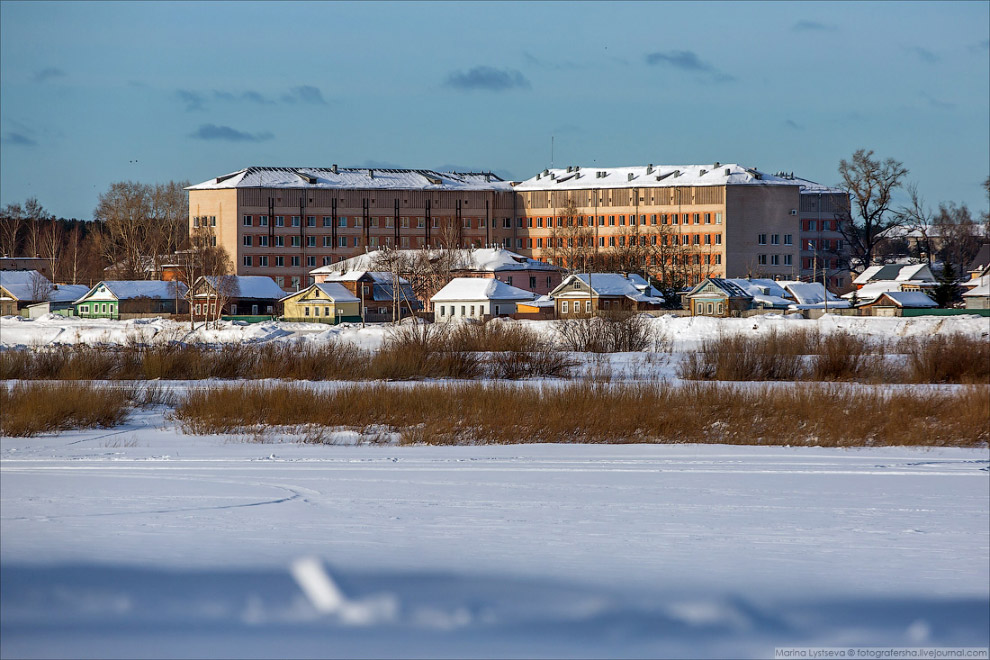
192, 216, 217, 227
559, 300, 594, 314
236, 213, 725, 229
802, 257, 842, 270
756, 254, 795, 266
802, 219, 838, 232
757, 233, 793, 246
804, 238, 844, 251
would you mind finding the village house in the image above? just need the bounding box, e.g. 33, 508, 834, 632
0, 270, 55, 314
431, 277, 535, 321
549, 273, 664, 318
857, 290, 938, 313
24, 284, 91, 318
311, 269, 422, 322
686, 278, 769, 317
962, 274, 989, 310
73, 281, 188, 319
188, 275, 285, 319
279, 282, 361, 324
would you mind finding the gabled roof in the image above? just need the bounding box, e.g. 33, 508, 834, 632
843, 280, 933, 304
968, 244, 990, 273
963, 275, 989, 298
555, 273, 664, 303
47, 284, 91, 303
686, 278, 752, 299
318, 270, 410, 285
853, 264, 936, 284
76, 280, 188, 303
0, 270, 51, 302
196, 275, 285, 300
310, 248, 560, 276
280, 282, 360, 303
779, 281, 844, 306
188, 167, 512, 192
431, 277, 536, 302
723, 278, 792, 308
875, 291, 938, 308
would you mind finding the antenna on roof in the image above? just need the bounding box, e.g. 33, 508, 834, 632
551, 135, 554, 169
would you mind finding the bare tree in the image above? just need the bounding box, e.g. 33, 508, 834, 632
548, 199, 593, 273
40, 221, 62, 282
934, 202, 982, 276
836, 149, 909, 272
0, 203, 24, 256
95, 182, 152, 279
176, 226, 232, 329
22, 197, 51, 258
29, 271, 53, 302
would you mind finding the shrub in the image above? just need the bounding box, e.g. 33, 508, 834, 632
1, 382, 134, 437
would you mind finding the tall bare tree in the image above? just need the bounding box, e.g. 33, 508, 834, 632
0, 203, 24, 257
40, 221, 62, 282
934, 202, 982, 276
548, 199, 593, 273
836, 149, 909, 272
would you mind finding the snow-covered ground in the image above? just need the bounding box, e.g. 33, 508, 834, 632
2, 311, 988, 352
2, 405, 988, 658
2, 314, 988, 657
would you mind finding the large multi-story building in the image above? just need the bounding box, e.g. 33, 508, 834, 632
187, 163, 849, 291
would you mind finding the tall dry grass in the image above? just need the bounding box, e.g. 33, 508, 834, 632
555, 312, 670, 353
172, 381, 989, 447
1, 382, 135, 437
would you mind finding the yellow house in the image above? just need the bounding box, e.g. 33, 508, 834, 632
280, 282, 361, 324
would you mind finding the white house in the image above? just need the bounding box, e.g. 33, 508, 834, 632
431, 277, 535, 321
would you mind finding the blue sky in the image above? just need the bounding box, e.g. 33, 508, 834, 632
1, 1, 988, 220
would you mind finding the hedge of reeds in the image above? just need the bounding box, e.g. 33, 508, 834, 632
678, 330, 989, 384
0, 323, 576, 381
0, 382, 136, 437
172, 381, 989, 447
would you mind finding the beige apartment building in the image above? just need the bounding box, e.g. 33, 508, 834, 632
187, 164, 849, 291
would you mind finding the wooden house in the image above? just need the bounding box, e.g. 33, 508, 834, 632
74, 281, 188, 319
550, 273, 664, 318
431, 277, 535, 321
189, 275, 285, 320
279, 282, 361, 324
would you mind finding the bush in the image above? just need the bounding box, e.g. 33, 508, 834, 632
555, 311, 668, 353
1, 382, 135, 437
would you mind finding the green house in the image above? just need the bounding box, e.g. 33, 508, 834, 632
75, 281, 189, 320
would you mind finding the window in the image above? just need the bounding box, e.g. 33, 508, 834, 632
304, 306, 310, 317
771, 255, 780, 266
807, 220, 816, 231
259, 256, 269, 267
275, 276, 284, 287
609, 215, 615, 226
562, 301, 569, 314
771, 234, 780, 245
291, 216, 301, 227
291, 276, 300, 289
652, 214, 658, 225
715, 213, 722, 224
307, 236, 316, 247
193, 216, 200, 228
693, 234, 700, 245
210, 216, 216, 227
323, 216, 332, 227
275, 256, 284, 267
758, 233, 767, 245
291, 236, 301, 247
682, 235, 689, 245
322, 256, 332, 266
715, 234, 722, 245
598, 216, 604, 226
275, 216, 285, 227
784, 255, 793, 266
470, 305, 475, 316
704, 213, 711, 224
243, 215, 252, 226
323, 236, 332, 247
609, 237, 616, 247
313, 306, 320, 317
529, 276, 536, 289
758, 254, 767, 265
715, 254, 721, 264
599, 236, 605, 247
259, 215, 269, 227
693, 213, 700, 224
671, 214, 679, 225
258, 235, 269, 247
307, 216, 316, 227
704, 234, 711, 245
307, 256, 316, 267
546, 276, 552, 287
243, 256, 252, 267
784, 234, 793, 246
516, 238, 523, 248
243, 235, 252, 246
274, 236, 284, 247
619, 215, 626, 226
291, 256, 300, 267
585, 300, 591, 313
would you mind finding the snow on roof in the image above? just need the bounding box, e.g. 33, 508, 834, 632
200, 275, 285, 300
853, 264, 935, 284
319, 270, 411, 285
0, 270, 51, 301
310, 248, 559, 276
724, 278, 792, 306
875, 291, 938, 308
280, 282, 360, 303
519, 295, 555, 308
188, 167, 512, 192
513, 164, 840, 192
431, 277, 536, 302
963, 275, 989, 298
843, 280, 933, 304
48, 285, 91, 303
78, 280, 188, 303
779, 281, 843, 306
560, 273, 664, 303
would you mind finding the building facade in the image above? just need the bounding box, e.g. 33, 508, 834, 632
187, 164, 850, 292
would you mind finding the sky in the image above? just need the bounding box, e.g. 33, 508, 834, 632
1, 1, 988, 220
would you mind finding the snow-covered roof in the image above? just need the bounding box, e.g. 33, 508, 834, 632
556, 273, 664, 303
518, 295, 555, 308
188, 167, 512, 192
723, 279, 792, 307
77, 280, 188, 303
513, 164, 840, 192
843, 281, 933, 304
48, 284, 91, 303
0, 270, 51, 301
198, 275, 285, 300
779, 281, 844, 306
318, 270, 410, 285
280, 282, 360, 303
963, 275, 989, 298
310, 248, 560, 276
853, 264, 936, 285
431, 277, 536, 302
875, 291, 938, 308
